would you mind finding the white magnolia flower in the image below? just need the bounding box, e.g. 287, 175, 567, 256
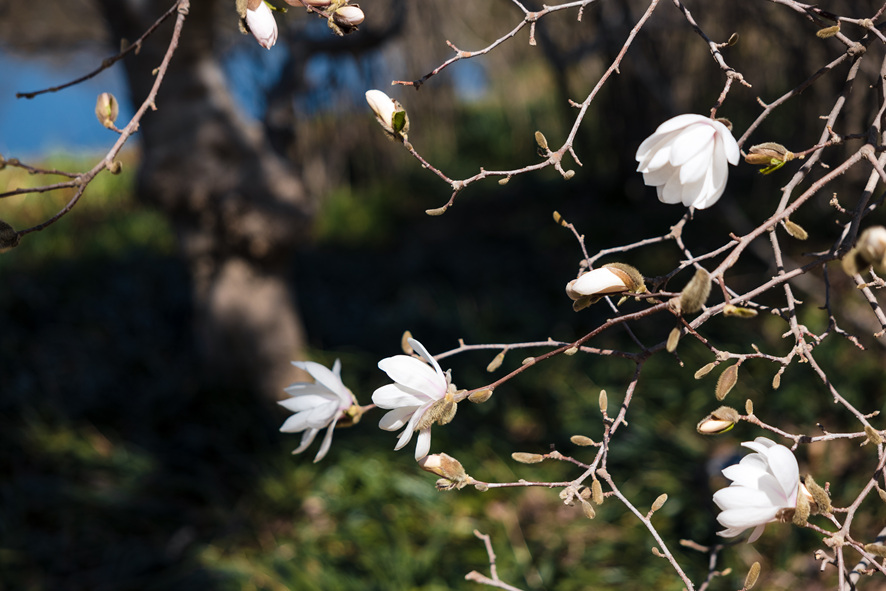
713, 437, 800, 542
279, 359, 356, 462
372, 338, 454, 460
635, 114, 740, 210
246, 1, 278, 50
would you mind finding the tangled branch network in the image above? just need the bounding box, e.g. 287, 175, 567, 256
6, 0, 886, 588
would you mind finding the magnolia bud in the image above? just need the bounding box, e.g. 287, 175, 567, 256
715, 363, 740, 400
95, 92, 119, 129
245, 2, 278, 49
365, 89, 409, 139
418, 453, 467, 482
333, 5, 364, 28
677, 268, 711, 315
696, 406, 740, 435
856, 226, 886, 274
566, 263, 645, 304
570, 435, 595, 446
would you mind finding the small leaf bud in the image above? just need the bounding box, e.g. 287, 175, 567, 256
95, 92, 119, 129
599, 389, 608, 414
694, 362, 716, 379
570, 435, 595, 446
535, 131, 549, 150
864, 544, 886, 558
108, 161, 123, 175
816, 24, 841, 38
802, 475, 831, 514
784, 219, 808, 240
552, 211, 568, 226
521, 356, 535, 365
498, 177, 510, 185
580, 498, 596, 519
865, 425, 884, 445
745, 562, 761, 590
793, 488, 811, 526
715, 363, 740, 400
563, 346, 578, 356
563, 170, 575, 180
666, 327, 681, 353
745, 399, 754, 415
678, 268, 711, 315
727, 32, 739, 46
512, 452, 545, 464
425, 206, 448, 216
486, 351, 505, 372
591, 479, 604, 504
723, 304, 758, 318
650, 493, 668, 513
772, 371, 782, 390
468, 388, 493, 404
474, 482, 489, 492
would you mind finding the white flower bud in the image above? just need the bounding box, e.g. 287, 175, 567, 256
334, 5, 364, 27
365, 90, 397, 130
245, 2, 278, 50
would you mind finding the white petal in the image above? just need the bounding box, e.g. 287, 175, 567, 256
713, 122, 740, 165
716, 506, 779, 529
669, 124, 715, 166
394, 425, 415, 451
678, 143, 714, 186
378, 406, 419, 432
713, 486, 776, 511
414, 428, 432, 460
278, 392, 336, 412
372, 383, 428, 409
660, 168, 687, 204
747, 524, 768, 543
279, 412, 312, 433
313, 422, 337, 463
636, 133, 676, 170
762, 445, 800, 500
653, 113, 709, 135
291, 427, 319, 454
378, 355, 446, 399
641, 163, 676, 187
407, 338, 446, 381
291, 361, 348, 401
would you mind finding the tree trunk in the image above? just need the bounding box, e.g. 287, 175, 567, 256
98, 0, 312, 397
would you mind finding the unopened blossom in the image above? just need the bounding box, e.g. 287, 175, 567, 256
635, 114, 740, 210
246, 1, 278, 50
279, 359, 356, 462
567, 267, 631, 300
713, 437, 800, 542
365, 90, 398, 130
372, 338, 454, 460
334, 5, 364, 27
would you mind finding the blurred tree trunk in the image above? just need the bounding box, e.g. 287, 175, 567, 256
98, 0, 312, 397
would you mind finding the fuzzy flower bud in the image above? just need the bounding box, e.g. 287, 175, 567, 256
95, 92, 119, 129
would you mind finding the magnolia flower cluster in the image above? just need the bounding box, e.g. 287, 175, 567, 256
635, 114, 740, 210
713, 437, 799, 542
280, 339, 455, 463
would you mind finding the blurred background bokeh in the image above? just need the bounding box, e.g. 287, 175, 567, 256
2, 0, 885, 589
